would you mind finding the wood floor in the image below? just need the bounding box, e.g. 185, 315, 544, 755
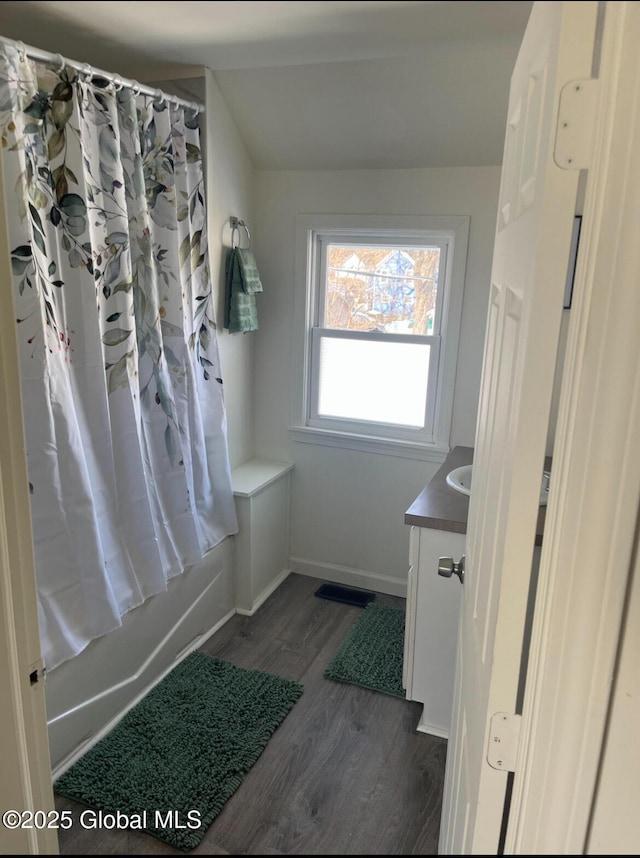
54, 574, 447, 855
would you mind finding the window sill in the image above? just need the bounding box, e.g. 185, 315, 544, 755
288, 425, 450, 462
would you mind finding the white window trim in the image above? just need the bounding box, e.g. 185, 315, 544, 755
290, 213, 469, 460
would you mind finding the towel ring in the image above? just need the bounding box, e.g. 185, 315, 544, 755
230, 217, 251, 250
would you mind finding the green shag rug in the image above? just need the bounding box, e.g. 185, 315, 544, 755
54, 652, 303, 851
324, 603, 406, 698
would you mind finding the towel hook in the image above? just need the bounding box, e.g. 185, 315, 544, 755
230, 216, 251, 250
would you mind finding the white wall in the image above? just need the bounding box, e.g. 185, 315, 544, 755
253, 167, 501, 592
204, 69, 255, 468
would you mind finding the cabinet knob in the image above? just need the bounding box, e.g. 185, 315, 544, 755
438, 555, 465, 584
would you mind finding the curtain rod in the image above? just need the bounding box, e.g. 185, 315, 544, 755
0, 34, 205, 113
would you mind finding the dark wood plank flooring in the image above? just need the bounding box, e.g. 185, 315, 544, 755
55, 574, 447, 854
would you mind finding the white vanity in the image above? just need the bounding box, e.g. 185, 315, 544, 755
403, 446, 470, 738
403, 445, 546, 739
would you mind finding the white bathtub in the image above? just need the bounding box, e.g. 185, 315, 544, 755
46, 537, 234, 775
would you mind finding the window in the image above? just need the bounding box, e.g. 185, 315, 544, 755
292, 215, 469, 459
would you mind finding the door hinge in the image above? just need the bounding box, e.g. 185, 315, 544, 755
554, 78, 599, 170
487, 711, 521, 772
28, 658, 46, 686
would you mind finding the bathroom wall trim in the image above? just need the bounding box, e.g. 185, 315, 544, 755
235, 567, 291, 616
289, 426, 449, 462
416, 715, 449, 740
290, 556, 407, 598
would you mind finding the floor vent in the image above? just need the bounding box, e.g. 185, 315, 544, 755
314, 583, 376, 608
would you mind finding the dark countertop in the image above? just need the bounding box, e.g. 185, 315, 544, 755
405, 445, 547, 545
405, 446, 473, 533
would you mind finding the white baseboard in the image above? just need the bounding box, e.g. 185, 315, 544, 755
289, 556, 407, 598
236, 568, 291, 616
416, 708, 449, 740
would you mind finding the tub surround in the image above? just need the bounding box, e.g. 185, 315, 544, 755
47, 457, 295, 775
47, 539, 235, 775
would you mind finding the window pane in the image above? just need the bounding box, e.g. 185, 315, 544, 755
317, 337, 430, 427
325, 244, 441, 336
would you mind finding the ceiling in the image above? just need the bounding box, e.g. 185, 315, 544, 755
0, 1, 533, 169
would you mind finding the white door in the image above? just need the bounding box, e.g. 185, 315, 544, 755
439, 2, 598, 853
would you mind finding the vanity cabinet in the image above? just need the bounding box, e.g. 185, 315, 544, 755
403, 445, 547, 739
403, 445, 472, 738
403, 524, 465, 737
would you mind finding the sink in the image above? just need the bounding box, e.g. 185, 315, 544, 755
446, 465, 551, 506
446, 465, 473, 496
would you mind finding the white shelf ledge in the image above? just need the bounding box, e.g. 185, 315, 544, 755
231, 458, 294, 498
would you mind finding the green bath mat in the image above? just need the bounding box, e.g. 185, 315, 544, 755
324, 603, 406, 698
54, 652, 303, 851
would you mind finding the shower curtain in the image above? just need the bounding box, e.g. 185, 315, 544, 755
0, 44, 238, 670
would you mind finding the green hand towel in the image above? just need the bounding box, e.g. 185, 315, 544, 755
236, 249, 263, 294
225, 248, 260, 333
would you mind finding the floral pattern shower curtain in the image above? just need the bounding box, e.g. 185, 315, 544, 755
0, 44, 237, 670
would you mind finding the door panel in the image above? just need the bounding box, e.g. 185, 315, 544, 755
439, 3, 597, 853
